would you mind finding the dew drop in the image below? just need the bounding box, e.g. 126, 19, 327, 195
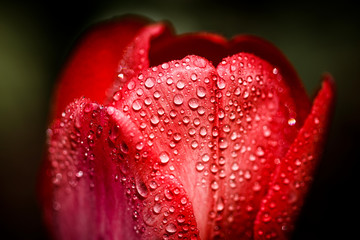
256, 146, 265, 157
216, 197, 225, 212
176, 80, 185, 90
196, 162, 205, 171
161, 63, 169, 69
144, 97, 152, 106
136, 179, 149, 198
196, 86, 206, 98
202, 154, 210, 162
191, 140, 199, 149
288, 118, 296, 126
219, 138, 228, 150
191, 73, 198, 81
150, 115, 160, 125
199, 127, 207, 137
217, 79, 226, 89
164, 188, 174, 200
188, 98, 199, 110
177, 214, 186, 223
153, 203, 162, 214
211, 180, 219, 190
145, 77, 155, 89
231, 162, 239, 171
173, 94, 184, 106
149, 180, 158, 190
262, 125, 271, 137
127, 81, 135, 90
166, 223, 177, 234
153, 91, 161, 99
132, 100, 142, 111
159, 151, 170, 164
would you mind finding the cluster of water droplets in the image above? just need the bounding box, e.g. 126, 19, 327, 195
49, 50, 307, 239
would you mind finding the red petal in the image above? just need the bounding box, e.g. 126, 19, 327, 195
43, 98, 200, 239
108, 23, 167, 98
229, 35, 311, 125
52, 16, 150, 119
110, 52, 304, 239
111, 55, 219, 239
253, 75, 335, 239
213, 53, 301, 239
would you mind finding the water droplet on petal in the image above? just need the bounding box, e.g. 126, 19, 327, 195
145, 77, 155, 89
188, 98, 199, 110
219, 138, 228, 150
288, 118, 296, 126
196, 86, 206, 98
159, 151, 170, 164
166, 223, 177, 233
173, 94, 184, 106
136, 179, 149, 198
150, 115, 160, 125
161, 63, 169, 69
211, 180, 219, 190
132, 100, 142, 111
191, 73, 198, 81
217, 79, 226, 89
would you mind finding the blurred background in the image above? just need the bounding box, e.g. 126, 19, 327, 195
0, 0, 358, 239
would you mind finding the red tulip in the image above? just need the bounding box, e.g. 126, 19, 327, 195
39, 15, 335, 240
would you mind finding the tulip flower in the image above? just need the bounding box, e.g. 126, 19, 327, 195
39, 15, 335, 240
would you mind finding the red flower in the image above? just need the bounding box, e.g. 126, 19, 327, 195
39, 15, 335, 240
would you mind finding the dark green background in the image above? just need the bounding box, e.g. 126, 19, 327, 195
1, 0, 358, 239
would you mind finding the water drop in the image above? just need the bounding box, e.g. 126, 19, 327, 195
153, 203, 162, 214
217, 79, 226, 89
177, 214, 185, 223
216, 197, 225, 212
288, 118, 296, 126
199, 127, 207, 137
153, 91, 161, 99
196, 162, 205, 171
173, 94, 184, 106
211, 180, 219, 190
150, 115, 160, 125
188, 98, 199, 110
159, 151, 170, 164
164, 188, 174, 200
191, 73, 198, 81
231, 162, 239, 171
127, 81, 135, 90
219, 138, 228, 150
196, 86, 206, 98
162, 63, 169, 69
256, 146, 265, 157
132, 100, 142, 111
145, 77, 155, 89
176, 80, 185, 90
136, 179, 149, 198
191, 140, 199, 149
165, 223, 177, 234
149, 180, 158, 190
202, 154, 210, 162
